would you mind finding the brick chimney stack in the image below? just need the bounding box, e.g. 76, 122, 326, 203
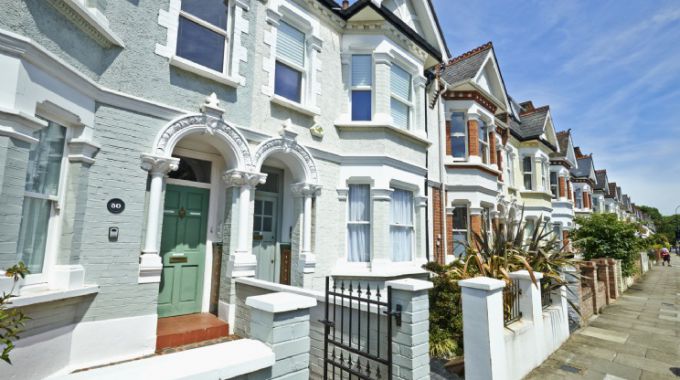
342, 0, 349, 9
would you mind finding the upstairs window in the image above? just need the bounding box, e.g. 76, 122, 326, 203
275, 21, 306, 103
450, 112, 466, 158
390, 64, 412, 129
390, 189, 414, 262
522, 156, 533, 190
347, 185, 370, 262
575, 189, 583, 209
452, 206, 468, 257
478, 122, 489, 164
351, 55, 372, 121
176, 0, 230, 73
505, 151, 514, 187
550, 172, 558, 199
17, 121, 67, 275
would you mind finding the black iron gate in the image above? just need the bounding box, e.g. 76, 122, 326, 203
320, 276, 397, 379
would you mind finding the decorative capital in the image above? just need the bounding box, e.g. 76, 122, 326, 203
140, 153, 179, 175
223, 169, 267, 188
68, 138, 101, 166
291, 182, 322, 197
415, 196, 428, 208
307, 35, 323, 52
200, 92, 224, 119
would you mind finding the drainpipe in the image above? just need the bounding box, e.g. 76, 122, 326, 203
438, 80, 449, 263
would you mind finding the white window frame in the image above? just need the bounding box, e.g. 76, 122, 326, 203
349, 54, 374, 121
18, 120, 71, 286
522, 156, 533, 190
451, 204, 469, 258
450, 112, 467, 160
346, 184, 372, 263
274, 20, 307, 104
168, 0, 238, 85
390, 187, 415, 262
478, 121, 490, 164
389, 63, 414, 130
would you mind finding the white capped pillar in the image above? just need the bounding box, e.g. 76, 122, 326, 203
139, 153, 179, 284
291, 182, 322, 274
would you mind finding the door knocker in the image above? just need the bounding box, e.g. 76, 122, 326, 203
178, 207, 186, 219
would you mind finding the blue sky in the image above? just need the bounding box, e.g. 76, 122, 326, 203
431, 0, 680, 215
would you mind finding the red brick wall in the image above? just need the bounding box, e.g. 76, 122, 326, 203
431, 187, 444, 264
445, 121, 451, 156
470, 214, 482, 250
567, 181, 573, 200
559, 177, 566, 198
489, 132, 496, 165
468, 119, 479, 157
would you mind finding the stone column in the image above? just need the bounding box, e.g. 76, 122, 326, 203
371, 188, 393, 265
246, 292, 317, 379
413, 75, 427, 136
138, 153, 179, 284
459, 277, 507, 380
415, 196, 428, 263
533, 157, 543, 191
467, 115, 480, 162
469, 207, 483, 251
291, 182, 321, 280
373, 53, 393, 125
386, 279, 433, 380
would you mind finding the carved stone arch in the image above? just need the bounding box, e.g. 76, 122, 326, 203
252, 133, 319, 185
152, 113, 253, 170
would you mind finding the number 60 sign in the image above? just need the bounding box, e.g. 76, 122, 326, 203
107, 198, 125, 214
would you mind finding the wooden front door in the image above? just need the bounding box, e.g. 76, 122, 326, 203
158, 185, 209, 318
253, 193, 278, 282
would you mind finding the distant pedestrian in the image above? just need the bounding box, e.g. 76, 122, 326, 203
661, 248, 671, 266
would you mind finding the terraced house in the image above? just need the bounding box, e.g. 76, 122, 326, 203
0, 0, 448, 378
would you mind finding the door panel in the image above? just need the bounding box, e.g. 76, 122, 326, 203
158, 185, 209, 318
253, 194, 277, 282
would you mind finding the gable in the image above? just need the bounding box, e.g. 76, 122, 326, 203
383, 0, 424, 35
475, 58, 506, 104
542, 112, 559, 149
380, 0, 448, 60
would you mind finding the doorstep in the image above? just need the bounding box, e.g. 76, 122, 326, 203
156, 313, 229, 352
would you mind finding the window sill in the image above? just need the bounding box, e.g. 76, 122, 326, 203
445, 162, 501, 175
6, 284, 99, 308
50, 0, 125, 48
334, 121, 430, 146
270, 95, 320, 117
170, 56, 241, 88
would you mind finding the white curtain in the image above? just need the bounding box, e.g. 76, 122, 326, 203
391, 189, 413, 262
348, 185, 370, 262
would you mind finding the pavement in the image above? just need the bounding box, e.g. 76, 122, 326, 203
527, 265, 680, 380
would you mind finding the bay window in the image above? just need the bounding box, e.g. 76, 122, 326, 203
351, 55, 372, 121
478, 121, 489, 164
390, 189, 414, 262
347, 185, 370, 262
275, 21, 306, 103
450, 112, 466, 158
176, 0, 230, 73
522, 156, 533, 190
452, 206, 468, 257
17, 121, 67, 275
390, 64, 412, 129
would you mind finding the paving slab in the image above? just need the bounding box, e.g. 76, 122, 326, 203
527, 266, 680, 380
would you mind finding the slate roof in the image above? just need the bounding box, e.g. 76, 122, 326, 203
595, 170, 608, 190
440, 43, 492, 85
571, 156, 593, 178
517, 107, 549, 138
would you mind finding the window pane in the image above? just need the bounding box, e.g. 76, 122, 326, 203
16, 197, 51, 274
390, 64, 411, 101
351, 90, 372, 121
390, 189, 413, 225
254, 200, 262, 215
264, 201, 273, 216
351, 55, 372, 86
169, 156, 212, 183
391, 98, 409, 129
478, 122, 487, 142
348, 224, 370, 262
274, 62, 302, 102
177, 17, 225, 72
451, 112, 466, 134
453, 231, 467, 257
523, 157, 532, 172
524, 174, 532, 190
348, 185, 370, 222
181, 0, 228, 29
451, 137, 466, 158
262, 217, 272, 232
276, 21, 305, 67
391, 226, 412, 262
25, 121, 66, 196
452, 206, 468, 229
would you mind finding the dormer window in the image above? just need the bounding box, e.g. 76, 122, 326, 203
275, 21, 306, 103
390, 64, 412, 129
176, 0, 230, 73
351, 55, 373, 121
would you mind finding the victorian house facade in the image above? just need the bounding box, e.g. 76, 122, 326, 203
0, 0, 449, 378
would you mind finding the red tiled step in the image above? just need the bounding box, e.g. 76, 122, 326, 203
156, 313, 229, 352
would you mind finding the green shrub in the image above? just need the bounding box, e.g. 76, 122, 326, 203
1, 262, 29, 364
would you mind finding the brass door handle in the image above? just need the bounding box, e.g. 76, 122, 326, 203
178, 207, 186, 219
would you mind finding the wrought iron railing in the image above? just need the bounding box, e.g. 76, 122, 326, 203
541, 278, 552, 309
503, 280, 522, 326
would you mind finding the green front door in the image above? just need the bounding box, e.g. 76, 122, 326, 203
158, 184, 209, 318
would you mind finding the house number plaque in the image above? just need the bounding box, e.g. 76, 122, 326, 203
107, 198, 125, 214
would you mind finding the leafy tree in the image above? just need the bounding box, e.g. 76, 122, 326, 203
572, 214, 642, 276
1, 262, 29, 364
